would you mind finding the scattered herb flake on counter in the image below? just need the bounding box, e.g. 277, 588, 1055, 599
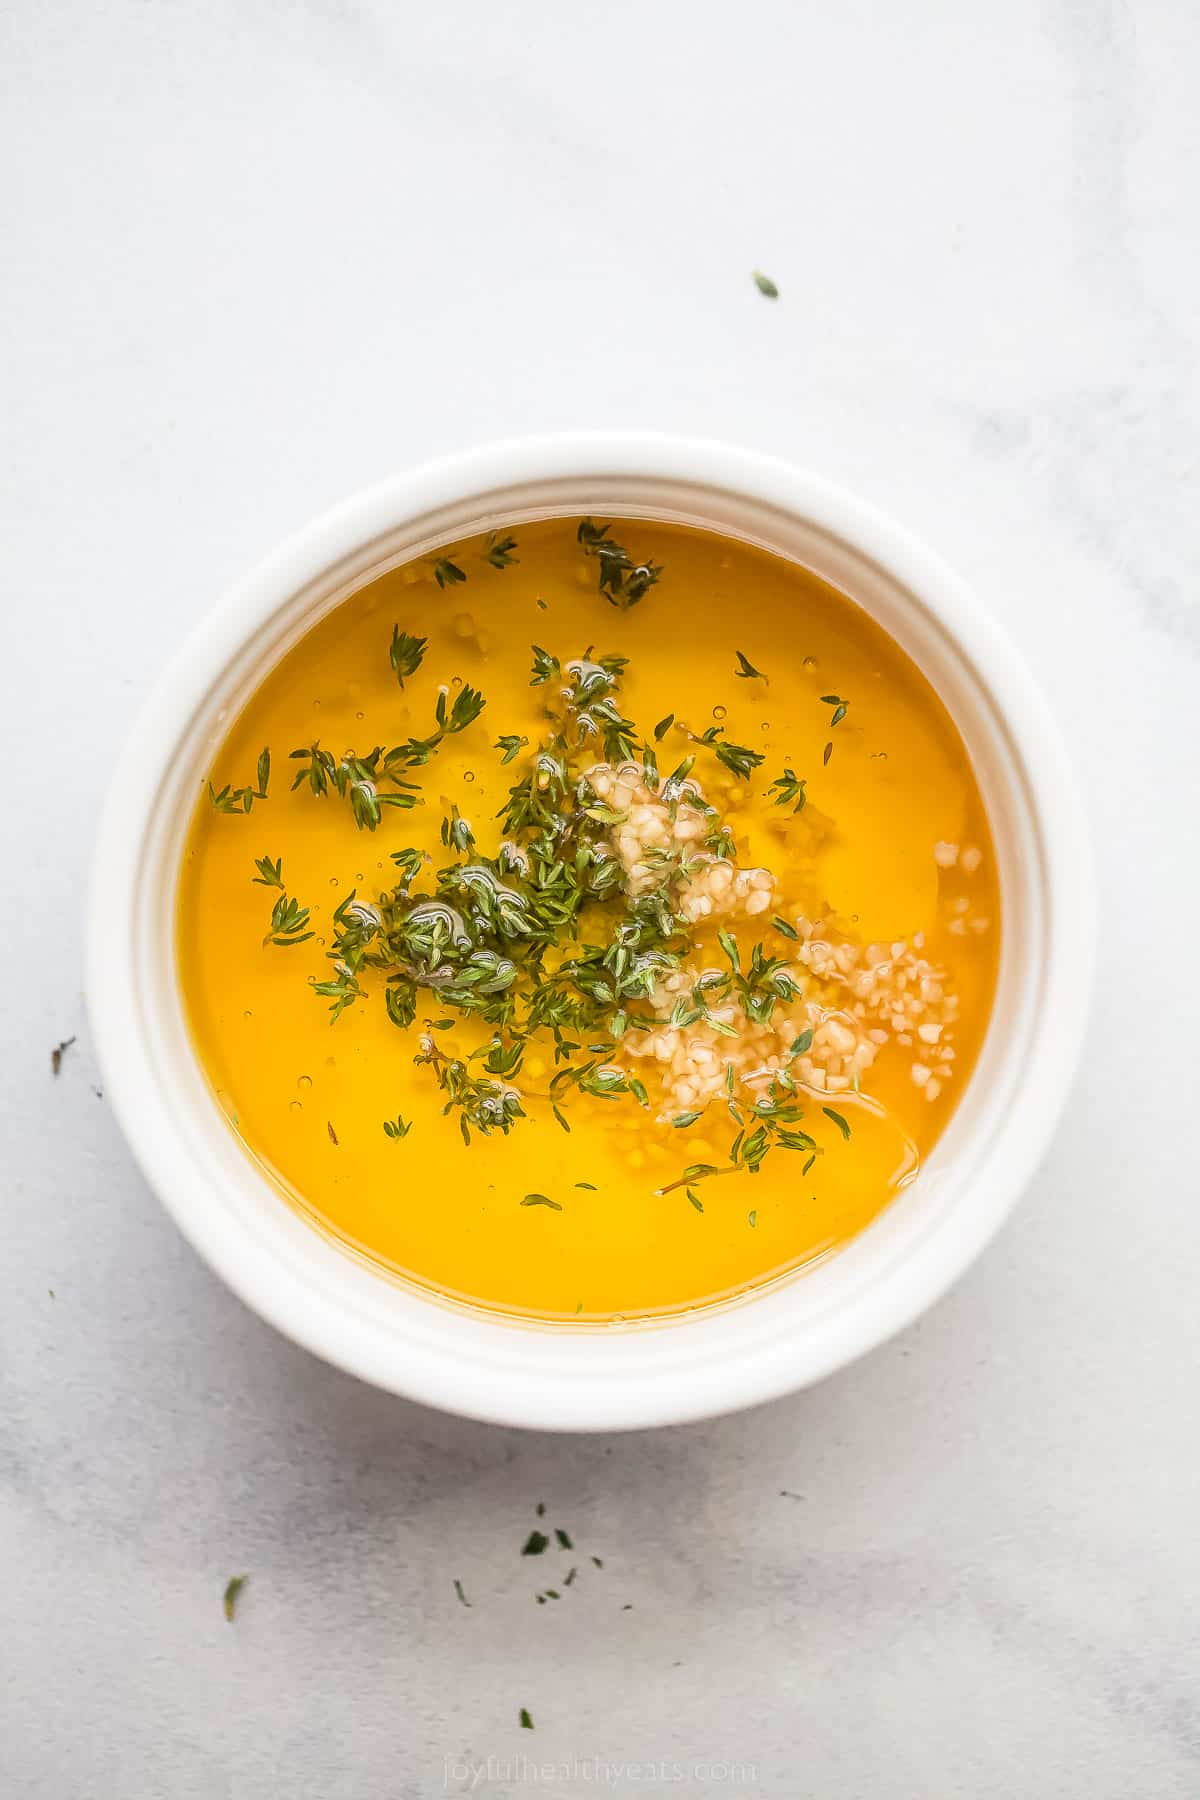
223, 1575, 248, 1622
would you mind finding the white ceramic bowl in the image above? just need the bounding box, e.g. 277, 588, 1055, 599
88, 434, 1093, 1431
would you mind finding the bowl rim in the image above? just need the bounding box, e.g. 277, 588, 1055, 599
87, 432, 1094, 1430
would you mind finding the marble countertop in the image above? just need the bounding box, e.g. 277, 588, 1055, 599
3, 3, 1197, 1795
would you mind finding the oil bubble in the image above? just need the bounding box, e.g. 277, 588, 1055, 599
712, 704, 727, 721
297, 1075, 312, 1091
463, 770, 475, 784
288, 1100, 303, 1113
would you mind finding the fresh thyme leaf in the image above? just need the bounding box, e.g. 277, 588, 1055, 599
575, 1181, 597, 1190
519, 1709, 534, 1730
529, 644, 560, 686
208, 746, 270, 814
687, 1190, 704, 1213
389, 846, 424, 882
288, 742, 421, 830
495, 733, 528, 764
831, 703, 848, 727
433, 557, 466, 589
50, 1036, 75, 1077
789, 1028, 814, 1055
752, 270, 779, 298
823, 741, 833, 766
453, 1578, 471, 1607
769, 768, 807, 812
389, 627, 428, 688
748, 1210, 757, 1227
653, 713, 674, 741
672, 1111, 703, 1128
440, 805, 475, 854
382, 1114, 413, 1139
435, 684, 486, 735
735, 650, 766, 680
252, 854, 284, 888
311, 965, 363, 1022
263, 891, 314, 948
521, 1194, 562, 1210
802, 1153, 816, 1175
223, 1575, 247, 1622
483, 531, 519, 570
772, 916, 799, 940
713, 739, 765, 780
576, 519, 662, 609
822, 1106, 852, 1140
718, 929, 741, 973
522, 1531, 550, 1556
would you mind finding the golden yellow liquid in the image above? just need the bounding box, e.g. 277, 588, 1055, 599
177, 519, 999, 1321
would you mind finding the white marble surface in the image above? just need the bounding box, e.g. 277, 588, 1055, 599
3, 2, 1198, 1795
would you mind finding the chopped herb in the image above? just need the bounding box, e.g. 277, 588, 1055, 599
591, 1556, 604, 1568
263, 892, 313, 948
529, 644, 560, 686
577, 519, 662, 609
519, 1709, 534, 1730
822, 1106, 852, 1140
440, 804, 475, 854
208, 748, 270, 814
433, 557, 466, 588
769, 768, 807, 812
326, 1120, 338, 1145
521, 1194, 562, 1210
453, 1578, 471, 1607
382, 1114, 413, 1139
752, 270, 779, 298
483, 532, 519, 570
389, 627, 428, 687
50, 1036, 75, 1077
554, 1528, 572, 1550
536, 1502, 546, 1516
735, 650, 766, 680
823, 741, 833, 766
252, 854, 284, 888
563, 1566, 577, 1585
522, 1531, 549, 1556
575, 1181, 597, 1190
223, 1575, 247, 1622
713, 739, 765, 780
495, 733, 528, 765
748, 1210, 757, 1227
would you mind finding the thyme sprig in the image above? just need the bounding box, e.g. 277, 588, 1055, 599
577, 519, 662, 609
263, 891, 314, 948
209, 748, 270, 814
